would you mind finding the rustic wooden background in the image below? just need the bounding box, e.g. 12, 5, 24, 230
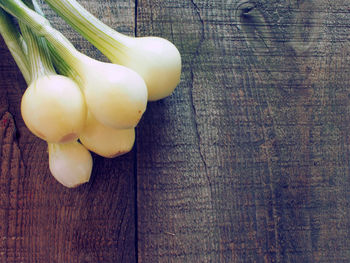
1, 0, 350, 262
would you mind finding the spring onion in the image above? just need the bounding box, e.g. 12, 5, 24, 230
18, 14, 86, 143
43, 0, 182, 101
0, 0, 148, 129
48, 141, 92, 188
21, 74, 87, 143
0, 6, 92, 187
79, 112, 135, 158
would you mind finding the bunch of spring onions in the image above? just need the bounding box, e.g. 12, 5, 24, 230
0, 0, 181, 188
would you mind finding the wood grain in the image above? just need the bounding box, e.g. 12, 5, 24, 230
136, 0, 350, 262
1, 0, 350, 262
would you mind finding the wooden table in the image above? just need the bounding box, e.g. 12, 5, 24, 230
1, 0, 350, 262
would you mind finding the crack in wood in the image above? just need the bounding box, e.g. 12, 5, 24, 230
188, 0, 212, 190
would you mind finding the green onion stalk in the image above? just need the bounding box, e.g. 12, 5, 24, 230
0, 9, 30, 83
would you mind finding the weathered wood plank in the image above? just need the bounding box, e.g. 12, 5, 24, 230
136, 0, 350, 262
0, 1, 137, 262
136, 1, 221, 261
2, 0, 350, 262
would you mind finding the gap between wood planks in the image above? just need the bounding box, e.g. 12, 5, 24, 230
133, 1, 139, 262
